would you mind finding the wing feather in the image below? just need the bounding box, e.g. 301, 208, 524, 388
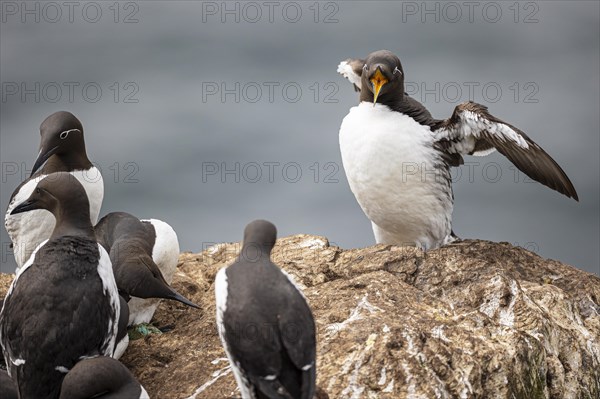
278, 279, 316, 399
434, 102, 578, 200
337, 58, 365, 92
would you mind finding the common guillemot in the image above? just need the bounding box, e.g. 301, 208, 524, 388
0, 173, 119, 399
5, 111, 104, 269
215, 220, 316, 399
338, 50, 578, 250
95, 212, 197, 326
1, 357, 149, 399
59, 356, 149, 399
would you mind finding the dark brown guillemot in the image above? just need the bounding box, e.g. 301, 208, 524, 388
59, 356, 149, 399
1, 357, 149, 399
338, 50, 578, 250
5, 111, 104, 269
0, 173, 118, 399
95, 212, 198, 326
215, 220, 316, 399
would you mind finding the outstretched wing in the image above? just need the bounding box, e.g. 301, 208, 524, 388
433, 101, 578, 201
337, 58, 365, 92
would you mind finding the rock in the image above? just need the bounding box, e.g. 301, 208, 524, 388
0, 237, 598, 398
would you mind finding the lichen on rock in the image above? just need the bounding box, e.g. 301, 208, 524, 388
1, 237, 598, 398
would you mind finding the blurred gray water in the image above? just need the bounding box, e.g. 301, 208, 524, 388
1, 1, 598, 275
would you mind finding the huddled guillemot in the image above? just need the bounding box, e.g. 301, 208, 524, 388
5, 111, 104, 269
95, 212, 197, 326
215, 220, 316, 399
0, 173, 119, 399
59, 356, 149, 399
1, 357, 149, 399
338, 50, 578, 250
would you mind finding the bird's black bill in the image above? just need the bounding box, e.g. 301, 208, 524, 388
10, 199, 39, 215
167, 288, 200, 309
31, 145, 59, 176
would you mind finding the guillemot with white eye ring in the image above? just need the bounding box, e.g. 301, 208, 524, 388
338, 50, 578, 250
5, 111, 104, 270
0, 173, 119, 399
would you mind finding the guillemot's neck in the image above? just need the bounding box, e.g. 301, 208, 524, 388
360, 90, 439, 128
51, 207, 95, 241
41, 149, 93, 174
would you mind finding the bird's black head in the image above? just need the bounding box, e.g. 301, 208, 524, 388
11, 172, 89, 218
11, 172, 93, 239
110, 243, 200, 309
31, 111, 87, 176
242, 219, 277, 256
60, 356, 145, 399
360, 50, 404, 106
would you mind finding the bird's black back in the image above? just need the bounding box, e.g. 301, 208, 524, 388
0, 236, 116, 399
224, 257, 316, 399
95, 212, 155, 255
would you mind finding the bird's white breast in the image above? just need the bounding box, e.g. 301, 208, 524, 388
75, 167, 104, 224
142, 219, 179, 284
97, 244, 120, 357
139, 386, 150, 399
5, 175, 51, 268
113, 335, 129, 360
339, 102, 453, 248
5, 168, 104, 269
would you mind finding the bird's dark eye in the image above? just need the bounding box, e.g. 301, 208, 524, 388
59, 131, 69, 140
35, 188, 40, 194
363, 64, 368, 71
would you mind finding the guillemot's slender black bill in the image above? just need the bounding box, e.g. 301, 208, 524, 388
0, 172, 119, 399
215, 219, 317, 399
7, 172, 94, 239
119, 253, 199, 309
31, 145, 59, 177
10, 199, 38, 215
338, 49, 578, 250
165, 287, 200, 309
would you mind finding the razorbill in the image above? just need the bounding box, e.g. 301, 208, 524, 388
215, 220, 316, 399
338, 50, 578, 250
5, 111, 104, 269
95, 212, 197, 326
0, 173, 119, 399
